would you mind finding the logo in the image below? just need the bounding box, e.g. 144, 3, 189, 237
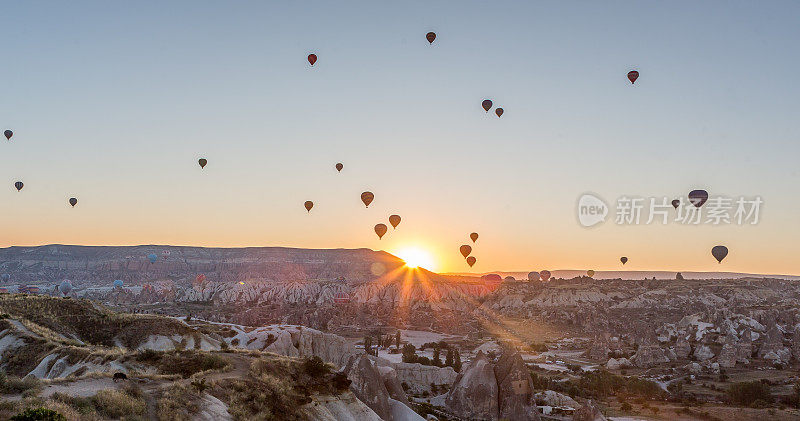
577, 193, 608, 227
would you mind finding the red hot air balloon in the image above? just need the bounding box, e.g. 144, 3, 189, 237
470, 232, 479, 243
711, 245, 728, 263
304, 201, 314, 212
466, 256, 476, 267
308, 54, 317, 66
426, 32, 436, 44
69, 198, 77, 207
688, 190, 709, 207
14, 181, 23, 192
482, 99, 492, 112
459, 245, 472, 258
361, 191, 374, 207
4, 130, 12, 140
540, 270, 551, 282
198, 158, 207, 169
335, 163, 343, 172
495, 108, 504, 118
627, 70, 639, 84
620, 256, 628, 265
389, 215, 401, 229
374, 223, 387, 239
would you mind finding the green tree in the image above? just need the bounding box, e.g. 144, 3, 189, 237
395, 331, 401, 350
11, 408, 66, 421
445, 348, 454, 367
433, 347, 442, 367
364, 336, 372, 356
727, 381, 772, 407
453, 349, 462, 372
402, 344, 417, 363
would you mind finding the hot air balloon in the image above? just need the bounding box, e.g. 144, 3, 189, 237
470, 232, 479, 243
59, 280, 73, 296
304, 201, 314, 212
540, 270, 551, 282
495, 108, 504, 118
361, 191, 374, 207
527, 271, 539, 282
620, 256, 628, 265
627, 70, 639, 84
147, 253, 158, 264
198, 158, 207, 169
688, 190, 709, 208
466, 256, 476, 267
195, 274, 206, 284
459, 245, 472, 258
14, 181, 23, 192
587, 270, 595, 277
712, 245, 728, 263
162, 250, 170, 260
374, 223, 387, 239
389, 215, 401, 229
308, 54, 317, 66
671, 199, 680, 209
426, 32, 436, 44
4, 130, 12, 140
113, 279, 124, 288
69, 198, 77, 207
335, 163, 343, 172
482, 99, 492, 112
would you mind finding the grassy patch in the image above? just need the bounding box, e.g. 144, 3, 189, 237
135, 349, 230, 378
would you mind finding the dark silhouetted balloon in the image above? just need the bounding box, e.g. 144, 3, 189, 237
426, 32, 436, 44
459, 245, 472, 258
527, 271, 539, 281
304, 201, 314, 212
14, 181, 23, 192
470, 232, 478, 243
3, 130, 12, 140
482, 99, 492, 112
335, 163, 343, 172
147, 253, 158, 264
389, 214, 401, 229
540, 270, 551, 281
198, 158, 207, 168
69, 198, 77, 207
466, 256, 476, 267
361, 191, 374, 207
308, 54, 317, 66
620, 256, 628, 265
627, 70, 639, 84
671, 199, 680, 209
59, 280, 73, 295
712, 245, 728, 263
587, 270, 595, 277
688, 190, 709, 207
374, 223, 387, 239
495, 108, 504, 117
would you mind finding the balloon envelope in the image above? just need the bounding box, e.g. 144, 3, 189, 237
304, 201, 314, 212
495, 108, 504, 117
361, 191, 374, 207
3, 130, 12, 140
587, 270, 595, 277
671, 199, 680, 209
482, 99, 492, 112
620, 256, 628, 265
59, 280, 73, 295
627, 70, 639, 84
459, 245, 472, 258
527, 271, 539, 281
113, 280, 124, 288
148, 254, 158, 263
335, 163, 343, 172
308, 54, 317, 66
389, 215, 401, 228
466, 256, 476, 267
426, 32, 436, 44
198, 158, 207, 168
69, 198, 77, 207
470, 232, 479, 243
374, 223, 387, 239
540, 270, 551, 281
688, 190, 709, 207
712, 245, 728, 263
14, 182, 23, 191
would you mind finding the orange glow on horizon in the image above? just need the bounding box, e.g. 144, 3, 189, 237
394, 246, 437, 271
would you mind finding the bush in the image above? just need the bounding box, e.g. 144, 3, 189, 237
727, 381, 772, 407
92, 389, 146, 418
10, 408, 66, 421
302, 356, 329, 377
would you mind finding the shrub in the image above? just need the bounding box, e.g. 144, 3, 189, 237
302, 356, 329, 377
92, 389, 146, 418
10, 407, 66, 421
727, 381, 772, 407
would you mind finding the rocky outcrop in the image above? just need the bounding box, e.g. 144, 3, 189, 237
758, 324, 790, 363
534, 390, 579, 408
586, 336, 610, 361
717, 343, 737, 368
494, 352, 540, 420
445, 352, 499, 420
693, 345, 714, 361
632, 336, 671, 368
572, 399, 607, 421
605, 358, 631, 370
299, 390, 383, 421
344, 355, 393, 420
384, 362, 457, 394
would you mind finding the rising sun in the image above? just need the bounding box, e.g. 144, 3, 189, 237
396, 247, 436, 271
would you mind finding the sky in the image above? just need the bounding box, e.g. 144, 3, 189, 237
1, 1, 799, 274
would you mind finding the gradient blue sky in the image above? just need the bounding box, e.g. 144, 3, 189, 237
1, 1, 799, 274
